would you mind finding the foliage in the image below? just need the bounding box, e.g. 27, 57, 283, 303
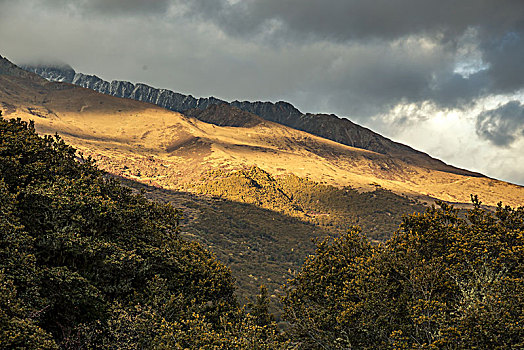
0, 271, 58, 349
283, 198, 524, 349
0, 118, 287, 348
154, 287, 288, 349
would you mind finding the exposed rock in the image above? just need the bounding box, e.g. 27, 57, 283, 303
22, 62, 481, 176
0, 55, 44, 81
184, 104, 264, 127
20, 63, 76, 83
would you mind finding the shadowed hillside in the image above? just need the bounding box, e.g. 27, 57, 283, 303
118, 168, 426, 314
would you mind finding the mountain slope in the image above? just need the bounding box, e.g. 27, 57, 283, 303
2, 55, 523, 207
0, 55, 426, 309
22, 62, 479, 176
3, 54, 524, 314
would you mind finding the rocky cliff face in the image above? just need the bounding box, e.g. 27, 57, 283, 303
184, 104, 264, 127
20, 63, 76, 83
21, 64, 227, 113
21, 63, 480, 176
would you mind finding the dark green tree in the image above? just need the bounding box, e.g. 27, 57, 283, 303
0, 118, 238, 347
249, 285, 275, 328
284, 199, 524, 349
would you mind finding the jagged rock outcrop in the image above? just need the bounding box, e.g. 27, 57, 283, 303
20, 63, 76, 82
22, 62, 481, 176
21, 64, 227, 112
184, 104, 264, 127
230, 100, 303, 125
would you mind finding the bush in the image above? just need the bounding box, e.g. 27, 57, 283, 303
284, 198, 524, 349
0, 118, 239, 347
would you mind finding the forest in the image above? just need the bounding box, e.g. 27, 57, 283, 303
1, 117, 522, 349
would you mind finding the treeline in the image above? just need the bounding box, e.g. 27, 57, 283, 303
284, 199, 524, 348
1, 117, 522, 349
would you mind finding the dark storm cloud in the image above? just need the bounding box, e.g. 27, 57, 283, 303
179, 0, 524, 42
26, 0, 172, 16
481, 32, 524, 93
427, 71, 492, 108
2, 0, 524, 118
176, 0, 524, 115
476, 101, 524, 147
86, 0, 171, 15
281, 39, 452, 117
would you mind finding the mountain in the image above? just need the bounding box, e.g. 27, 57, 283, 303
3, 54, 524, 308
183, 104, 264, 128
2, 74, 521, 350
4, 56, 524, 206
22, 62, 479, 176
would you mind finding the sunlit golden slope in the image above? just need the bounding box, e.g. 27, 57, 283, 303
1, 65, 523, 207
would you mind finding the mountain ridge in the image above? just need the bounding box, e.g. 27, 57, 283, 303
4, 55, 523, 210
3, 54, 524, 306
22, 62, 481, 177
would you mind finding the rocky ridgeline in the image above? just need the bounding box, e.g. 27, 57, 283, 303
184, 104, 265, 128
21, 62, 479, 175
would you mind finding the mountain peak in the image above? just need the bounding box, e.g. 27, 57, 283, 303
184, 103, 264, 127
19, 62, 76, 83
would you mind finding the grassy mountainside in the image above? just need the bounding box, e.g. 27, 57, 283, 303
2, 55, 524, 208
192, 166, 425, 242
19, 62, 484, 177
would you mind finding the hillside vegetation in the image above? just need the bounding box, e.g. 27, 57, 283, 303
284, 199, 524, 349
192, 166, 425, 242
0, 117, 284, 348
1, 116, 523, 349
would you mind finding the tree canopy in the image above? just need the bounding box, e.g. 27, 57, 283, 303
283, 198, 524, 349
0, 118, 284, 348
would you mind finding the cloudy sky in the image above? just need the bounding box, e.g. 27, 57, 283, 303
1, 0, 524, 184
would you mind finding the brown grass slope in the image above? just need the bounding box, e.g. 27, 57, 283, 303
20, 62, 484, 178
1, 54, 523, 208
